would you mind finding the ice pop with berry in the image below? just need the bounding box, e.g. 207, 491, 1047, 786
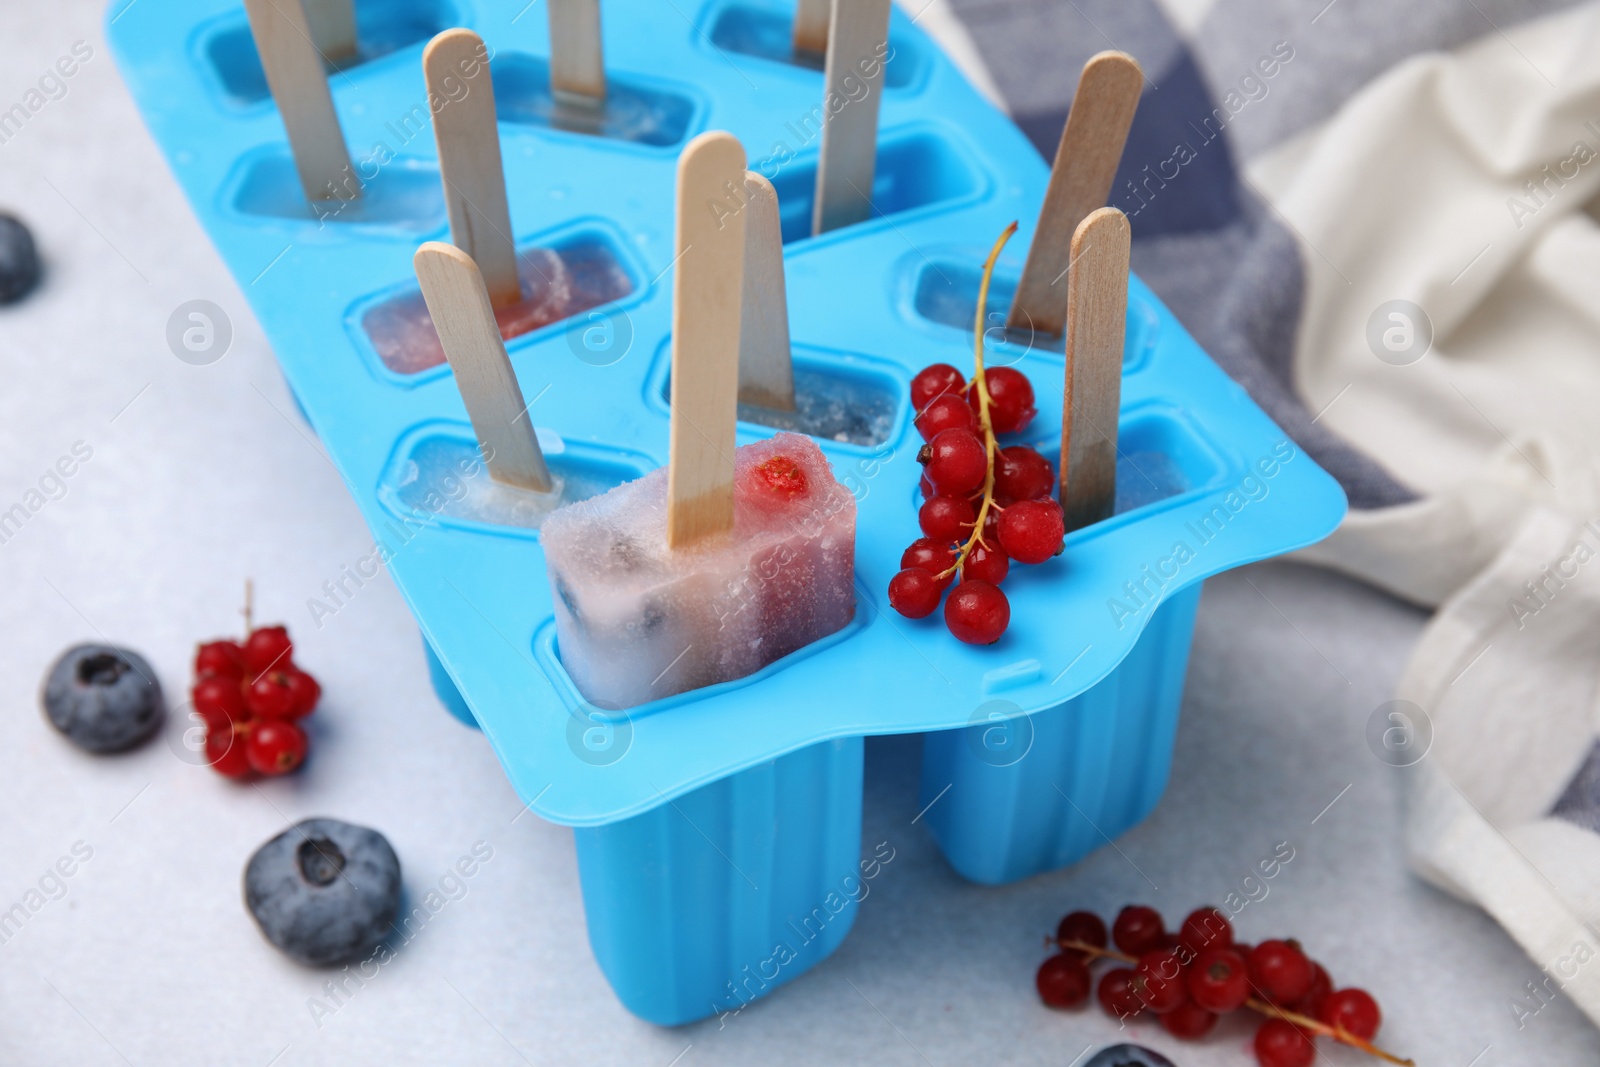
540, 132, 856, 709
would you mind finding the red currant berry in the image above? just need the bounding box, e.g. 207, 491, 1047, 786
246, 719, 308, 776
1249, 940, 1314, 1004
1254, 1019, 1315, 1067
205, 723, 251, 779
1179, 906, 1234, 955
1112, 905, 1166, 956
1188, 947, 1250, 1013
243, 625, 293, 674
282, 668, 322, 717
1160, 1000, 1218, 1040
888, 568, 944, 619
998, 499, 1065, 564
960, 542, 1009, 585
943, 580, 1008, 644
919, 429, 987, 495
1134, 948, 1188, 1013
994, 445, 1054, 501
1096, 967, 1144, 1019
911, 363, 966, 411
1055, 911, 1108, 959
1292, 962, 1333, 1017
195, 640, 245, 680
919, 495, 976, 542
971, 366, 1036, 434
915, 393, 977, 441
1319, 988, 1380, 1040
192, 676, 248, 726
754, 455, 808, 497
919, 473, 937, 499
245, 671, 298, 719
1035, 953, 1091, 1009
901, 538, 957, 587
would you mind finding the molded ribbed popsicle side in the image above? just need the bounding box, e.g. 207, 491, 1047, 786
573, 736, 864, 1025
918, 585, 1200, 886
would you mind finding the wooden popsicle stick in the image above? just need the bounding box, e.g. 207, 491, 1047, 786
667, 132, 749, 549
424, 30, 521, 309
1060, 207, 1130, 531
548, 0, 607, 104
810, 0, 891, 235
1008, 51, 1141, 339
304, 0, 357, 63
792, 0, 830, 56
414, 242, 553, 493
738, 171, 796, 411
242, 0, 357, 202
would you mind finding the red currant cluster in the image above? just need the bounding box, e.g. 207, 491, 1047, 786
191, 625, 320, 778
1038, 906, 1408, 1067
888, 361, 1065, 644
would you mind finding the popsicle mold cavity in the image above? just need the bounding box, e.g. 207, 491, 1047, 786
362, 236, 634, 375
706, 5, 920, 88
382, 433, 644, 533
1005, 411, 1219, 525
230, 153, 447, 231
765, 130, 983, 243
492, 54, 697, 147
912, 259, 1161, 366
661, 356, 900, 447
1115, 451, 1190, 514
202, 0, 455, 106
542, 433, 856, 710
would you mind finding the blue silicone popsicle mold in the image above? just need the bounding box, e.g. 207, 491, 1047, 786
110, 0, 1347, 1025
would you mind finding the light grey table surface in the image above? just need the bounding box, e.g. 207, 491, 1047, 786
1, 2, 1596, 1064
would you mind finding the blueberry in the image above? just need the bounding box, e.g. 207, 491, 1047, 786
0, 214, 40, 304
244, 818, 402, 967
1084, 1046, 1177, 1067
41, 644, 164, 753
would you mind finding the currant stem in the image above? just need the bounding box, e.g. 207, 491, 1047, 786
939, 220, 1019, 582
1246, 997, 1414, 1066
243, 578, 255, 636
1051, 939, 1414, 1066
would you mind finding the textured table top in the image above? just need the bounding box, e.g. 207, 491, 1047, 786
1, 2, 1594, 1064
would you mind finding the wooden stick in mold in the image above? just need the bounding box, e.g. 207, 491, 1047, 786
548, 0, 607, 104
241, 0, 357, 202
1060, 207, 1130, 531
792, 0, 830, 56
1007, 51, 1141, 339
667, 132, 749, 549
414, 242, 553, 493
424, 30, 521, 309
811, 0, 891, 235
738, 171, 796, 411
303, 0, 357, 63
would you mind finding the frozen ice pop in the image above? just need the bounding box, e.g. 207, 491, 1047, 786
812, 0, 890, 233
542, 433, 856, 709
548, 0, 605, 104
1008, 51, 1141, 339
1061, 206, 1131, 530
541, 131, 856, 709
362, 30, 634, 374
363, 242, 631, 375
242, 0, 356, 201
